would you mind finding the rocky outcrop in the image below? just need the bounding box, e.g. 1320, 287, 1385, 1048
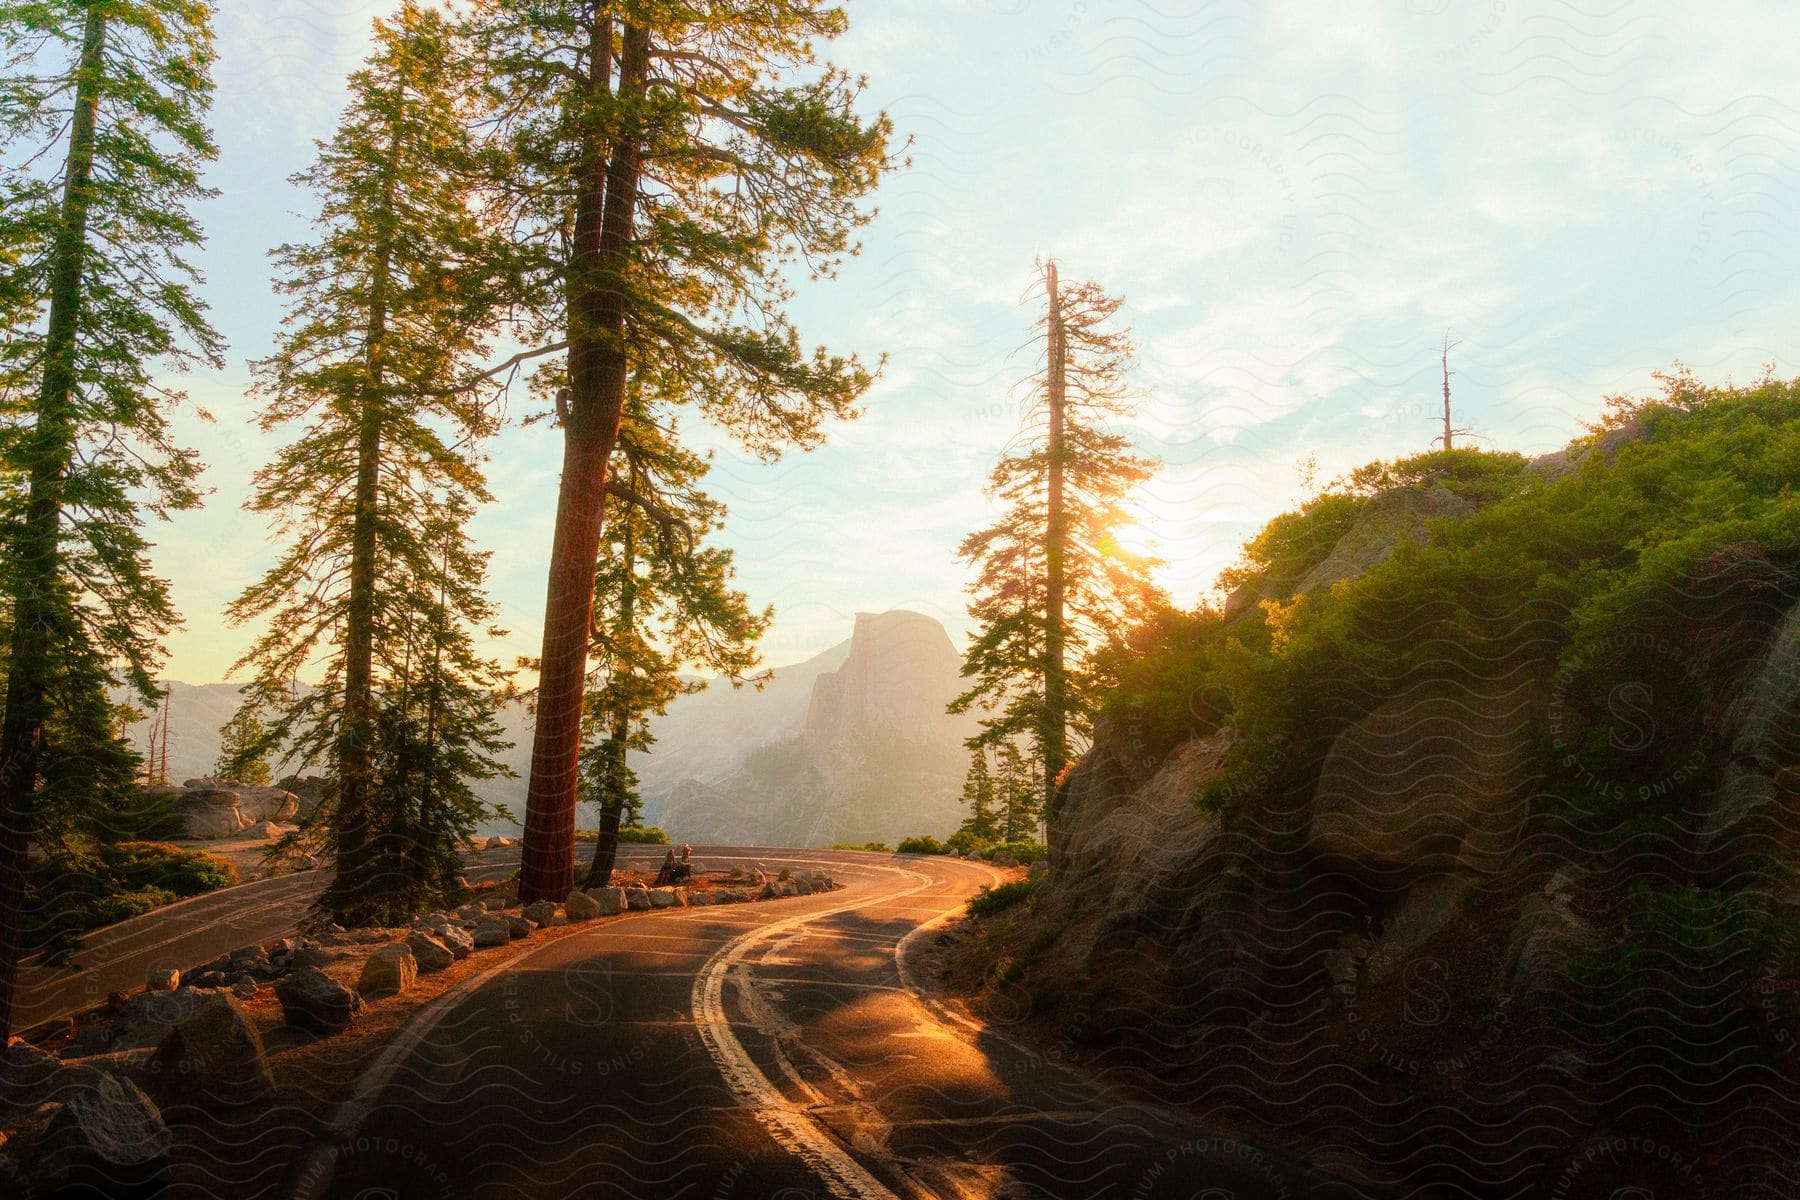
1308, 673, 1539, 886
154, 778, 302, 840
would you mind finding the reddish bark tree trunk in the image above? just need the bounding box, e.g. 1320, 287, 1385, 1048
518, 18, 648, 904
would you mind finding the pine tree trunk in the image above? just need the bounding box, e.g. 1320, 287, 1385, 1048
519, 19, 648, 905
581, 516, 638, 889
581, 765, 627, 888
1041, 261, 1070, 814
329, 119, 399, 926
0, 6, 105, 1043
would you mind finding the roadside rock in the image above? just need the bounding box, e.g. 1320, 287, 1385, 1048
107, 987, 223, 1053
430, 924, 474, 959
275, 967, 363, 1035
145, 967, 178, 993
505, 916, 533, 939
624, 886, 651, 911
455, 902, 486, 922
473, 918, 511, 948
404, 932, 455, 973
648, 888, 680, 909
21, 1073, 169, 1198
564, 890, 601, 922
143, 993, 273, 1108
484, 836, 514, 850
589, 887, 626, 916
357, 943, 418, 996
523, 901, 558, 928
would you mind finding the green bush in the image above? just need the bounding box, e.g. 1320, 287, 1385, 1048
25, 842, 238, 956
896, 834, 946, 855
967, 878, 1035, 918
618, 825, 669, 844
830, 841, 890, 852
988, 840, 1047, 864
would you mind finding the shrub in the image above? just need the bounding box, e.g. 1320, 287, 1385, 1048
988, 840, 1047, 864
830, 841, 890, 852
618, 825, 669, 844
896, 834, 947, 855
967, 878, 1035, 918
25, 842, 238, 957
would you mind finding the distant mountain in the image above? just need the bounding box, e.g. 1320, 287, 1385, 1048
649, 611, 980, 846
137, 610, 978, 847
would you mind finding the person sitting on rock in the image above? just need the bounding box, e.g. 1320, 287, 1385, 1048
672, 843, 695, 883
654, 847, 678, 887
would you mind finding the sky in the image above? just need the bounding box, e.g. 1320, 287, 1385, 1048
143, 0, 1800, 683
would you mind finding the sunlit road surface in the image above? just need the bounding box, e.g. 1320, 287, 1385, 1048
11, 846, 648, 1032
288, 849, 1374, 1200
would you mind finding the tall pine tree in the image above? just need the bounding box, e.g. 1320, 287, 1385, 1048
227, 3, 510, 926
577, 389, 769, 887
0, 0, 222, 1042
953, 261, 1165, 823
466, 1, 895, 902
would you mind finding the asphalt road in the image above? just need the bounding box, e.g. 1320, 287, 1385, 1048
282, 849, 1373, 1200
11, 846, 669, 1032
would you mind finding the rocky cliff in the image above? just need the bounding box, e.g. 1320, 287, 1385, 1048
958, 386, 1800, 1198
649, 610, 979, 846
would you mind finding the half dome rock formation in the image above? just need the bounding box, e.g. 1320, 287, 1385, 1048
646, 611, 979, 846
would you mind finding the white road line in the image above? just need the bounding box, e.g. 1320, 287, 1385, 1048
690, 863, 943, 1200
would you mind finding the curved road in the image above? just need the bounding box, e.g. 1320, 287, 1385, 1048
280, 850, 1372, 1200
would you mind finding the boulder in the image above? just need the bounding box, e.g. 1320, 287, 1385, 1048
473, 918, 511, 948
357, 943, 418, 996
563, 890, 601, 922
169, 788, 245, 840
1308, 675, 1539, 888
647, 888, 680, 909
1, 1042, 102, 1125
142, 993, 273, 1108
624, 886, 651, 911
991, 849, 1019, 867
589, 887, 626, 916
234, 785, 299, 824
481, 894, 509, 911
455, 902, 486, 922
276, 966, 364, 1036
484, 836, 514, 850
430, 925, 474, 959
107, 987, 223, 1053
522, 901, 558, 928
22, 1074, 170, 1198
505, 916, 533, 939
145, 967, 179, 993
276, 774, 330, 819
1365, 875, 1476, 985
405, 932, 455, 973
1503, 892, 1604, 999
688, 891, 715, 906
242, 819, 290, 840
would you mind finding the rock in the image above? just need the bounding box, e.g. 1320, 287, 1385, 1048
405, 932, 455, 973
168, 788, 245, 839
1503, 892, 1604, 998
688, 891, 715, 906
234, 785, 300, 824
242, 819, 289, 840
624, 886, 651, 911
758, 881, 781, 900
429, 924, 474, 959
505, 915, 533, 939
1308, 675, 1538, 887
563, 890, 601, 922
1, 1042, 91, 1124
107, 987, 223, 1053
228, 945, 266, 970
24, 1073, 170, 1198
523, 901, 558, 928
145, 967, 179, 993
142, 993, 272, 1108
290, 946, 343, 969
991, 849, 1019, 867
1027, 861, 1048, 880
484, 836, 514, 850
647, 888, 679, 909
275, 967, 363, 1035
357, 943, 418, 996
481, 894, 509, 911
473, 918, 511, 948
1365, 875, 1476, 985
455, 902, 486, 921
590, 887, 626, 916
276, 774, 330, 819
228, 974, 258, 999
